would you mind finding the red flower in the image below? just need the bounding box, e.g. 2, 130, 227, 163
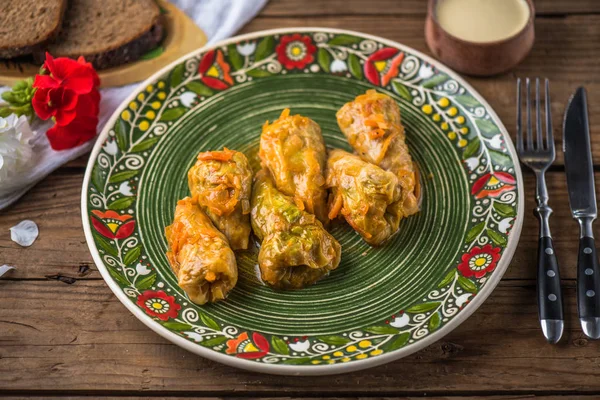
364, 48, 404, 86
32, 53, 100, 150
225, 332, 270, 359
137, 290, 181, 321
471, 172, 516, 199
276, 34, 316, 70
91, 209, 135, 239
198, 50, 233, 90
458, 244, 501, 279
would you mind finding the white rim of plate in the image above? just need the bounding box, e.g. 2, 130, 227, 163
81, 27, 525, 376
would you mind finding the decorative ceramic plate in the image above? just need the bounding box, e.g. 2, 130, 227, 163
82, 28, 524, 375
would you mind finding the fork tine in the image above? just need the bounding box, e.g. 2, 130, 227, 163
545, 78, 554, 150
526, 78, 533, 150
536, 78, 543, 149
516, 78, 523, 153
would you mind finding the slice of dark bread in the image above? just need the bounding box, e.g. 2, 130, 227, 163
37, 0, 164, 70
0, 0, 67, 58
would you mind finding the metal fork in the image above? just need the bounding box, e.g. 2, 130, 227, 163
516, 78, 564, 343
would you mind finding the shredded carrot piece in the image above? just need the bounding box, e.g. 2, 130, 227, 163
280, 108, 291, 118
294, 197, 305, 211
328, 193, 343, 220
205, 271, 217, 282
368, 128, 386, 139
197, 148, 234, 162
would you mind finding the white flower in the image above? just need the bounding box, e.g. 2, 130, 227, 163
456, 293, 473, 307
465, 157, 479, 171
489, 134, 503, 149
289, 340, 310, 352
180, 92, 197, 108
135, 263, 150, 275
103, 139, 118, 155
390, 313, 410, 328
330, 59, 347, 73
237, 41, 256, 56
0, 265, 15, 278
10, 219, 39, 247
0, 115, 36, 193
119, 181, 133, 196
418, 64, 434, 79
498, 217, 513, 234
185, 332, 204, 342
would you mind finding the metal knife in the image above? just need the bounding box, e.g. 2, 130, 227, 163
563, 87, 600, 339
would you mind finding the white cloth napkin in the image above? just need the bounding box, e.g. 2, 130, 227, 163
0, 0, 267, 210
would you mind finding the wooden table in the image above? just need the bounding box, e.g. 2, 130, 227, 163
2, 1, 600, 398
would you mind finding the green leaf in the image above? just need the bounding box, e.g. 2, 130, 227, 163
317, 48, 332, 72
91, 165, 105, 192
271, 336, 290, 355
454, 95, 480, 108
383, 333, 410, 351
201, 336, 229, 347
227, 43, 244, 70
255, 36, 275, 62
429, 312, 441, 331
123, 245, 142, 266
457, 276, 478, 293
282, 357, 310, 365
247, 69, 272, 78
317, 335, 351, 346
392, 81, 412, 101
136, 273, 157, 290
348, 53, 362, 79
364, 325, 399, 335
108, 170, 139, 183
438, 269, 457, 288
92, 232, 118, 258
115, 119, 129, 152
422, 74, 448, 89
466, 221, 485, 242
170, 63, 185, 88
405, 301, 441, 314
493, 202, 516, 217
186, 81, 214, 97
489, 149, 512, 166
200, 313, 220, 331
108, 197, 135, 210
140, 46, 164, 60
162, 321, 193, 331
131, 137, 159, 152
487, 229, 507, 246
328, 34, 362, 46
463, 137, 481, 159
475, 118, 498, 134
160, 107, 186, 121
108, 266, 130, 287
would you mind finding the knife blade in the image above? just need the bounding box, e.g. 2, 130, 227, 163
563, 86, 600, 339
564, 87, 596, 219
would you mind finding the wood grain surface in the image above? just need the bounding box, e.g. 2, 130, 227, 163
1, 0, 600, 397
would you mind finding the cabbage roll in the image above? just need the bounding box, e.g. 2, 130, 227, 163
188, 148, 253, 250
259, 109, 329, 224
165, 197, 237, 304
326, 149, 400, 246
251, 170, 341, 289
336, 90, 419, 221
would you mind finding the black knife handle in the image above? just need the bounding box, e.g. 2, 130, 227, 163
538, 236, 564, 320
577, 236, 600, 319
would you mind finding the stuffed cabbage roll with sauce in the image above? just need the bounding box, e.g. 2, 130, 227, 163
326, 149, 400, 246
188, 148, 253, 250
251, 170, 341, 289
259, 109, 329, 224
337, 90, 419, 220
165, 197, 237, 305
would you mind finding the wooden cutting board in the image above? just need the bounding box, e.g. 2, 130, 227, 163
0, 1, 207, 88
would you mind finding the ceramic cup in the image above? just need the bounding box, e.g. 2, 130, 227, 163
425, 0, 535, 76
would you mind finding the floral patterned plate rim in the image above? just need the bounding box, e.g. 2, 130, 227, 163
81, 28, 524, 375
